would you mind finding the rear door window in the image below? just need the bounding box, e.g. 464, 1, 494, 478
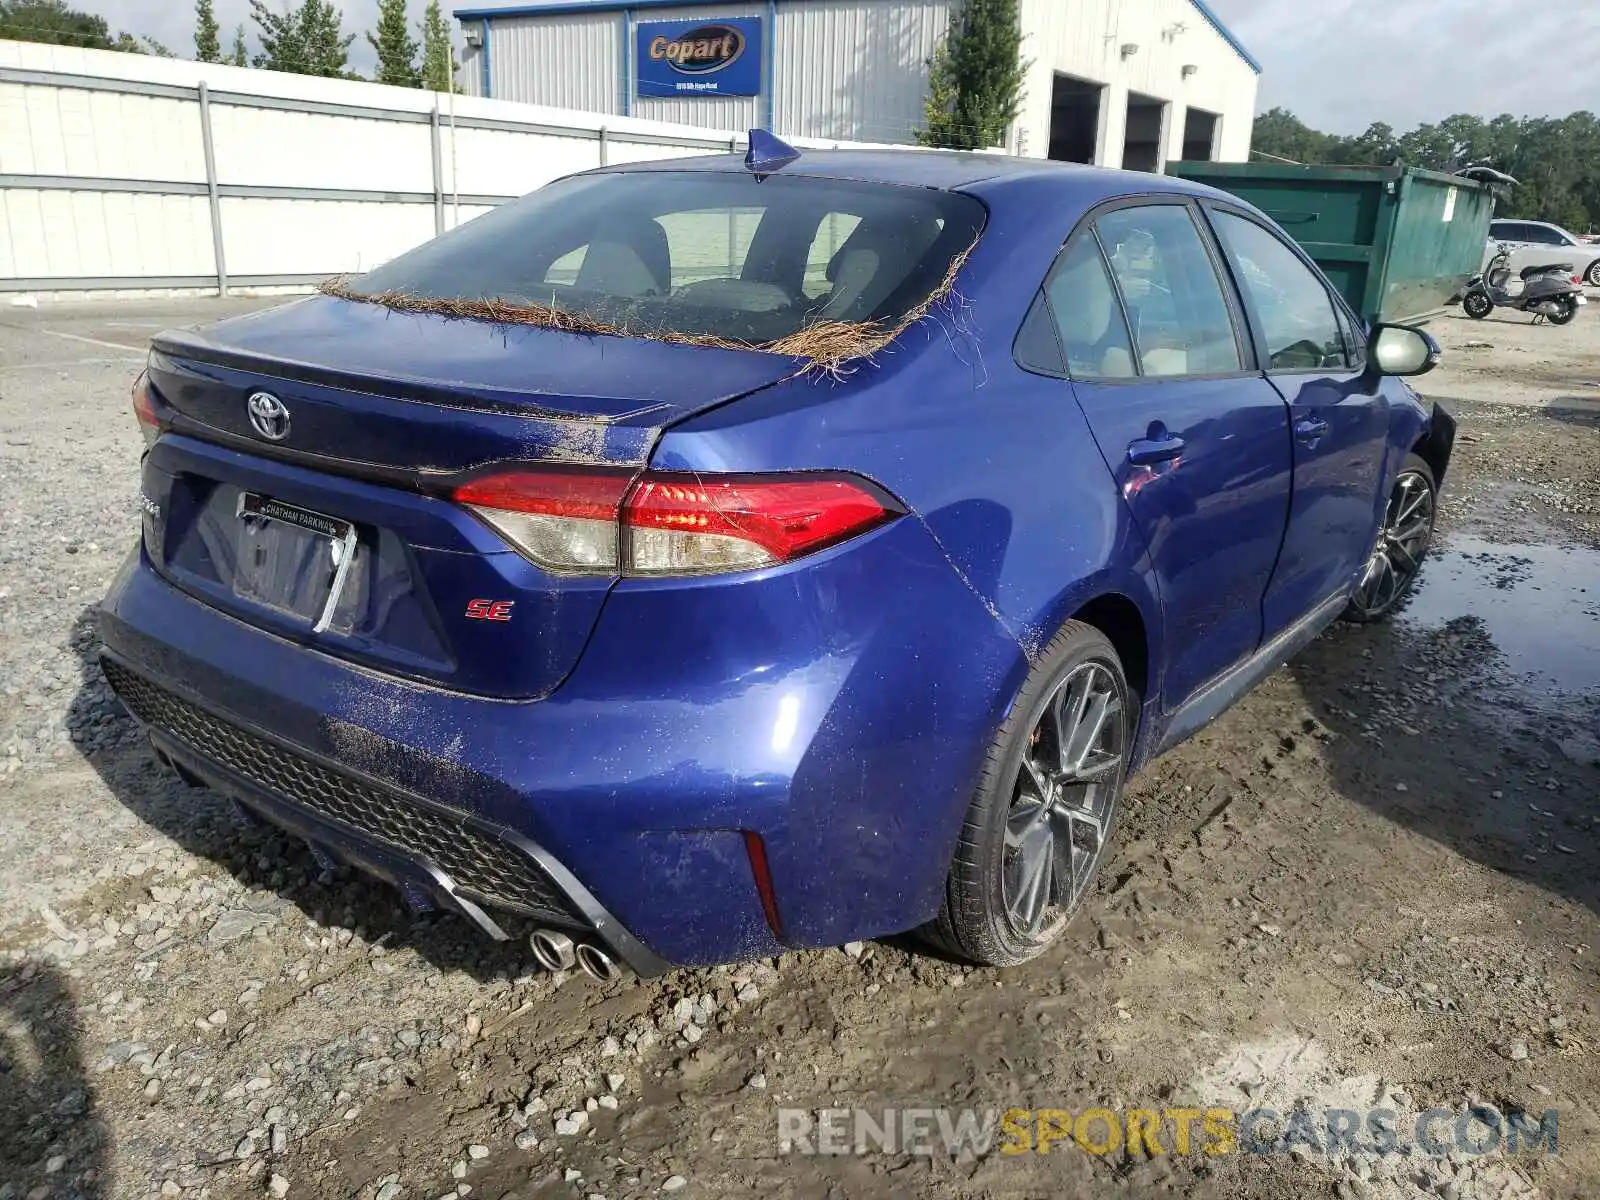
1041, 234, 1137, 379
1095, 204, 1243, 377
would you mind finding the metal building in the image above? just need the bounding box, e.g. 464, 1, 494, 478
454, 0, 1260, 168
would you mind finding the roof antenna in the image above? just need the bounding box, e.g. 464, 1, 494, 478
744, 129, 801, 181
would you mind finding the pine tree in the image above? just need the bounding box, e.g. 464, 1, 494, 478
419, 0, 458, 92
194, 0, 220, 62
368, 0, 418, 87
918, 0, 1026, 151
0, 0, 114, 48
251, 0, 353, 78
301, 0, 355, 77
229, 24, 249, 66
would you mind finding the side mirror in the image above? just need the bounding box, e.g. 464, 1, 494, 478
1369, 323, 1440, 377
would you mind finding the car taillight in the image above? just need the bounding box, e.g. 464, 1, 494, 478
451, 468, 898, 577
453, 468, 631, 573
132, 372, 160, 451
623, 474, 896, 575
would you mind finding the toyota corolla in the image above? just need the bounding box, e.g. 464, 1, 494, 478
100, 137, 1452, 978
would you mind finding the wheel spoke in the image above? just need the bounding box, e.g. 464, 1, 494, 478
1395, 481, 1424, 525
1005, 795, 1048, 850
1065, 687, 1117, 771
1391, 516, 1429, 542
1007, 821, 1054, 929
1052, 671, 1093, 770
1375, 554, 1397, 606
1066, 746, 1122, 784
1018, 754, 1050, 802
1387, 541, 1417, 574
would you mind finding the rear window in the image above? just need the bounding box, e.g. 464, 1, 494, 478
351, 171, 985, 346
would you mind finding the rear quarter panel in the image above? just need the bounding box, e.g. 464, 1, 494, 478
645, 183, 1170, 939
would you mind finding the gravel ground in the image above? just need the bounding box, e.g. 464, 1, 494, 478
0, 298, 1597, 1200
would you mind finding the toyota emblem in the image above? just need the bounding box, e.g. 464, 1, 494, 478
246, 391, 291, 441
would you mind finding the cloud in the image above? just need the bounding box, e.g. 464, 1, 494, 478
1206, 0, 1600, 132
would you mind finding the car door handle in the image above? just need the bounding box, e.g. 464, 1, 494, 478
1294, 416, 1329, 446
1127, 433, 1186, 465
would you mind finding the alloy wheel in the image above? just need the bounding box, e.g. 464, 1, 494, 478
1586, 259, 1600, 288
1351, 469, 1435, 617
1001, 661, 1126, 937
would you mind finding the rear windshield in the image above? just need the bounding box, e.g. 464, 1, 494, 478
349, 171, 985, 346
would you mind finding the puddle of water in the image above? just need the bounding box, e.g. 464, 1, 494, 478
1401, 536, 1600, 694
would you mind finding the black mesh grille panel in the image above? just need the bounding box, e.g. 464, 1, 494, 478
102, 658, 577, 924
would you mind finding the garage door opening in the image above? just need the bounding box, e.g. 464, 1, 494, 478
1181, 107, 1219, 162
1048, 74, 1102, 164
1122, 92, 1167, 173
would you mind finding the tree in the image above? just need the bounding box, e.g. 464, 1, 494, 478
419, 0, 458, 92
368, 0, 419, 86
918, 0, 1026, 150
229, 24, 249, 66
251, 0, 355, 78
1250, 108, 1600, 234
1249, 107, 1335, 164
195, 0, 221, 62
0, 0, 113, 48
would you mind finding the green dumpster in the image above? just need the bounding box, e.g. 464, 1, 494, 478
1166, 162, 1495, 324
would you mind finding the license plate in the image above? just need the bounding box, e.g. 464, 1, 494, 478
1576, 295, 1588, 305
235, 493, 358, 633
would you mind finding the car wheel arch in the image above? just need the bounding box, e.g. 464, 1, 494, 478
1010, 581, 1160, 754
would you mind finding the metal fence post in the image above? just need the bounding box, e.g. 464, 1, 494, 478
430, 107, 445, 235
197, 81, 228, 297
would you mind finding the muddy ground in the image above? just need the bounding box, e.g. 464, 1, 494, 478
0, 296, 1597, 1200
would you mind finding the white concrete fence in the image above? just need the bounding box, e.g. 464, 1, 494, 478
0, 40, 880, 299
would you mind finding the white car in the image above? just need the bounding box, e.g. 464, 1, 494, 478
1487, 219, 1600, 287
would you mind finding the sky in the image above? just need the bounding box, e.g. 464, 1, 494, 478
64, 0, 1600, 135
1204, 0, 1600, 132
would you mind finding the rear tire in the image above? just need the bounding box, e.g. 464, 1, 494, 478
1342, 454, 1437, 623
921, 621, 1132, 967
1585, 259, 1600, 288
1462, 292, 1493, 319
1547, 296, 1579, 326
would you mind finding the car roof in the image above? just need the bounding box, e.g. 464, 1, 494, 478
594, 148, 1225, 200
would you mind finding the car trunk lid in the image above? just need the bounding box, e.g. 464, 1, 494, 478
140, 296, 800, 698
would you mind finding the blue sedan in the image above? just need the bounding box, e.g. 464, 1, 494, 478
100, 137, 1452, 977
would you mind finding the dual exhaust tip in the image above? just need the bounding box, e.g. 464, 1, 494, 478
529, 928, 623, 982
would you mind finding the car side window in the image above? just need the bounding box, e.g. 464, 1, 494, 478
1095, 205, 1242, 377
1041, 233, 1137, 380
1210, 211, 1347, 371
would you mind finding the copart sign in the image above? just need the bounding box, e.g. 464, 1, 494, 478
636, 17, 762, 97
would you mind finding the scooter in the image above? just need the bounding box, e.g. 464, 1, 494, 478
1462, 244, 1585, 325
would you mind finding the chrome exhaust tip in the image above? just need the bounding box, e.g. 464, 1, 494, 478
529, 928, 577, 972
575, 940, 623, 982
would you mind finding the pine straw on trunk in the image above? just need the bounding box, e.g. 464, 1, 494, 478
317, 243, 974, 378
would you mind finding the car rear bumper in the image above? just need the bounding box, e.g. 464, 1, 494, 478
99, 518, 1026, 968
101, 653, 671, 974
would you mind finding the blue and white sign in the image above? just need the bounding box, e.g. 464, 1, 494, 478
636, 16, 763, 98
